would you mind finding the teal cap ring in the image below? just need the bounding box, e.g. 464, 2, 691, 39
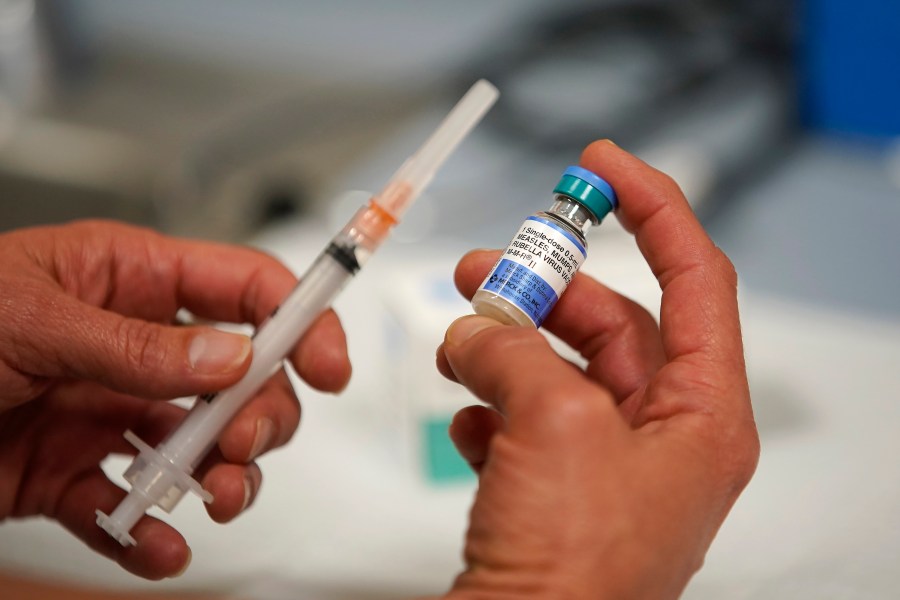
553, 165, 617, 221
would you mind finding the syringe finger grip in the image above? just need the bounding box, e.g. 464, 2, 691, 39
123, 430, 212, 512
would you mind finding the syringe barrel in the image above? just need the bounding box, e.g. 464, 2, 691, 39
161, 249, 355, 468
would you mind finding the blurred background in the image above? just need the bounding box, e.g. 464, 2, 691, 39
0, 0, 898, 598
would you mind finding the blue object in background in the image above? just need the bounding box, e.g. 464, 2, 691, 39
801, 0, 900, 139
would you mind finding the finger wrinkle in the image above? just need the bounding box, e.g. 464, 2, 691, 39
652, 251, 717, 294
635, 211, 710, 288
100, 236, 120, 308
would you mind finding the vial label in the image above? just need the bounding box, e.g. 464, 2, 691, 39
479, 216, 586, 327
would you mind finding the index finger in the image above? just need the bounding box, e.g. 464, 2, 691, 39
579, 141, 743, 374
169, 236, 352, 393
70, 222, 351, 392
54, 221, 309, 326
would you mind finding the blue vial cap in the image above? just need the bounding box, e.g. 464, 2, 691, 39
553, 165, 618, 221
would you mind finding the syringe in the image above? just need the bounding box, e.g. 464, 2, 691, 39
96, 80, 499, 546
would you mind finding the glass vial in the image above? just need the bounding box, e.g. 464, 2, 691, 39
472, 165, 617, 327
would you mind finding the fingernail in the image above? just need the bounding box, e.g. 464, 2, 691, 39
249, 418, 274, 460
446, 315, 502, 345
188, 330, 251, 374
241, 467, 262, 512
241, 475, 253, 512
604, 139, 618, 147
171, 548, 192, 578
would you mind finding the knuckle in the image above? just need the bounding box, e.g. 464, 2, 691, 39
714, 417, 760, 494
116, 318, 166, 372
654, 171, 685, 198
732, 424, 761, 487
710, 248, 738, 287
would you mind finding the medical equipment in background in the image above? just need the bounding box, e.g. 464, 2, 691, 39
473, 0, 793, 217
472, 166, 617, 328
95, 79, 499, 547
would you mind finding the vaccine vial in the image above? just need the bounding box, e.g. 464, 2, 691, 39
472, 165, 617, 327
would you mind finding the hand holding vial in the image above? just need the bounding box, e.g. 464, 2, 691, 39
436, 141, 760, 599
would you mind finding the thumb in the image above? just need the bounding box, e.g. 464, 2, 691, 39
11, 294, 251, 398
439, 315, 614, 427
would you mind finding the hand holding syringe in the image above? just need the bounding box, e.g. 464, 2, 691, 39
97, 80, 499, 546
